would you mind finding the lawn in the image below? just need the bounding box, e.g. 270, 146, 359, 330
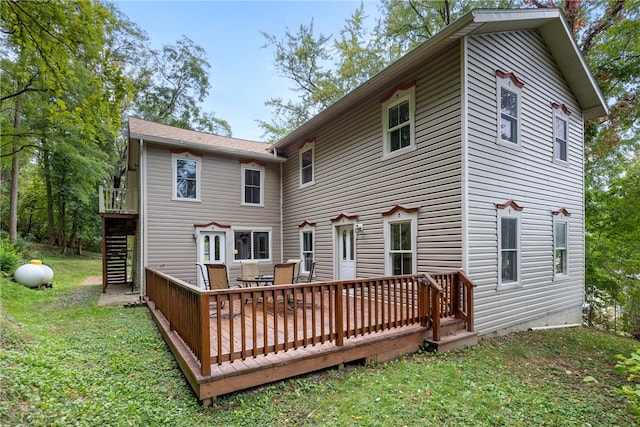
1, 253, 638, 426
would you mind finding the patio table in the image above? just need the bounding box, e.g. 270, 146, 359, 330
236, 275, 274, 288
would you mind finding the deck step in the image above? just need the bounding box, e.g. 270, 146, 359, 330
424, 330, 478, 352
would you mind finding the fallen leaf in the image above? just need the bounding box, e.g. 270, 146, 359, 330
425, 389, 431, 397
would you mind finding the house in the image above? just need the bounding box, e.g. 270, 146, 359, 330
103, 8, 607, 338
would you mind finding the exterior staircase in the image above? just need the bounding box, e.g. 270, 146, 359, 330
105, 235, 128, 287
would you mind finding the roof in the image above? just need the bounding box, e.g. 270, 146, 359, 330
273, 8, 608, 151
128, 117, 283, 162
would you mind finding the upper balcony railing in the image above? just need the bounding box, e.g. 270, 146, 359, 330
99, 186, 138, 214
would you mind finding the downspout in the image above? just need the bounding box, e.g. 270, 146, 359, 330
461, 37, 469, 274
140, 138, 147, 296
528, 323, 582, 331
279, 159, 284, 263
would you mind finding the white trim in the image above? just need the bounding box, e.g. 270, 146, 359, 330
171, 152, 201, 202
383, 210, 418, 276
240, 162, 265, 207
382, 86, 416, 159
553, 213, 570, 280
497, 206, 521, 289
496, 75, 522, 150
299, 141, 315, 188
140, 139, 147, 295
552, 107, 570, 164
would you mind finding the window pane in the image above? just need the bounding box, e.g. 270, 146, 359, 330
389, 105, 399, 128
177, 159, 196, 179
234, 232, 251, 260
501, 87, 517, 117
176, 179, 196, 199
204, 236, 210, 262
349, 230, 354, 261
253, 232, 269, 259
500, 116, 517, 143
391, 223, 401, 250
400, 125, 411, 149
555, 117, 566, 140
555, 139, 567, 161
398, 100, 409, 123
392, 253, 412, 275
555, 249, 567, 274
214, 236, 220, 261
555, 222, 567, 248
302, 165, 313, 184
303, 232, 313, 251
301, 149, 312, 167
176, 159, 197, 199
244, 169, 261, 204
501, 217, 517, 250
501, 250, 518, 282
390, 129, 400, 152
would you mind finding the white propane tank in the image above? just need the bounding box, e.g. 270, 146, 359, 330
14, 263, 45, 288
41, 264, 54, 284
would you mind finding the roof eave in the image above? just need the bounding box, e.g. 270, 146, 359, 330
130, 132, 287, 163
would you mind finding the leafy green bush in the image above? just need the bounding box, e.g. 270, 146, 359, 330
617, 348, 640, 417
0, 240, 22, 278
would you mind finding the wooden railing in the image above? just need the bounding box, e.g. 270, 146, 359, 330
145, 268, 475, 376
99, 186, 138, 214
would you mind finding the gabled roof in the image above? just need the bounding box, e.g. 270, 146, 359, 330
273, 8, 608, 151
128, 117, 283, 162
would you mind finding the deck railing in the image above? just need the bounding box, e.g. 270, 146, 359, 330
145, 268, 475, 376
99, 186, 138, 214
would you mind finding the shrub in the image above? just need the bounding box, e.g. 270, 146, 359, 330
0, 240, 22, 278
616, 348, 640, 418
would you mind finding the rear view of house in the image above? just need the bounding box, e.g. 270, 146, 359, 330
101, 8, 606, 339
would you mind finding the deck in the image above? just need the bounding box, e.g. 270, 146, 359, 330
145, 269, 477, 403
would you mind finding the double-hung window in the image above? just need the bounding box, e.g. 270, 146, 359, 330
383, 206, 418, 276
553, 209, 570, 279
552, 104, 570, 162
382, 85, 416, 158
241, 162, 264, 206
496, 70, 524, 148
300, 224, 315, 274
234, 229, 271, 261
497, 201, 523, 288
172, 151, 201, 201
300, 141, 314, 187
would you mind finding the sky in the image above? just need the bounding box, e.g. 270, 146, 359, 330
114, 0, 382, 141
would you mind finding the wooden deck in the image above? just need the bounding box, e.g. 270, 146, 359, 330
145, 269, 477, 403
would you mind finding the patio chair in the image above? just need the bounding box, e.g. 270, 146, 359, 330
272, 263, 295, 285
206, 264, 229, 308
286, 258, 302, 282
306, 261, 316, 283
240, 260, 260, 279
195, 263, 209, 290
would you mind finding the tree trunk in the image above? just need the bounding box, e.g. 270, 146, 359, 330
9, 97, 21, 243
42, 147, 56, 245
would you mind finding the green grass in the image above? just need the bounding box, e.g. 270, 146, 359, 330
1, 254, 638, 426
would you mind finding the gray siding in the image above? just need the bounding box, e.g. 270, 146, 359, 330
281, 43, 463, 281
465, 30, 585, 334
144, 143, 282, 284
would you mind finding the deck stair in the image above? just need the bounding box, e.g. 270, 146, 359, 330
424, 318, 478, 352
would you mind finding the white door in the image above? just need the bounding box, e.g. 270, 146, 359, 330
197, 232, 225, 287
337, 225, 355, 280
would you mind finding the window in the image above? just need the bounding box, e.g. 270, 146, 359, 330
172, 151, 201, 201
383, 205, 418, 276
382, 85, 416, 157
233, 229, 271, 261
497, 200, 523, 287
300, 141, 314, 186
553, 209, 571, 279
552, 104, 570, 162
496, 70, 524, 148
300, 224, 315, 273
241, 163, 264, 206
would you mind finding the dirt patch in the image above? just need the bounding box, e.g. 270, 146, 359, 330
82, 276, 102, 285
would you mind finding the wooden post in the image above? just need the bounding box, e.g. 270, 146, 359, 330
335, 283, 344, 346
431, 284, 441, 342
199, 292, 211, 376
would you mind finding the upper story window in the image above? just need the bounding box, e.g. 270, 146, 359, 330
496, 200, 523, 288
552, 208, 571, 279
241, 162, 265, 206
299, 140, 315, 187
382, 205, 418, 276
381, 83, 416, 158
552, 103, 571, 163
496, 70, 524, 148
172, 150, 201, 201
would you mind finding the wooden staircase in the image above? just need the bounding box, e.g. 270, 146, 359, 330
424, 318, 479, 352
105, 235, 128, 287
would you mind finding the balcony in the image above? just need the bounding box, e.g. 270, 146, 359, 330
99, 186, 138, 214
